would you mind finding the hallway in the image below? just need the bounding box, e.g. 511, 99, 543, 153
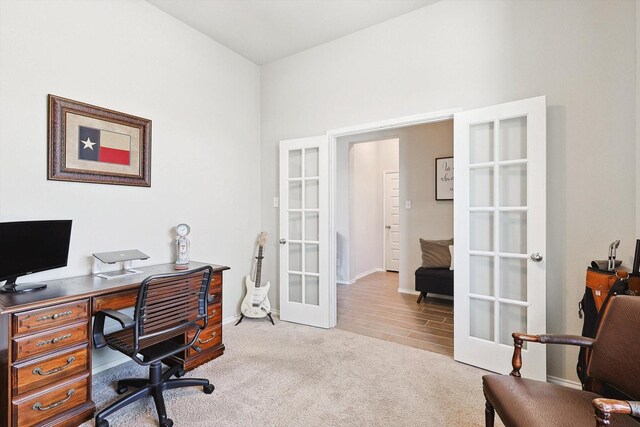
336, 271, 454, 356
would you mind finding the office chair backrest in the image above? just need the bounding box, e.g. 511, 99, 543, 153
134, 266, 213, 351
588, 295, 640, 399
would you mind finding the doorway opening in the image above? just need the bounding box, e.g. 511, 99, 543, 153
332, 120, 454, 356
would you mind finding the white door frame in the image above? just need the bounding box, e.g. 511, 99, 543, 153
326, 108, 461, 327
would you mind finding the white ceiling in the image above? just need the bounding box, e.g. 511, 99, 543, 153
146, 0, 437, 65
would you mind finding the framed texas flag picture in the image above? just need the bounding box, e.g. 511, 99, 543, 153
48, 95, 151, 186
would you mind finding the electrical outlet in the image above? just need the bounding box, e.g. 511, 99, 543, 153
405, 200, 412, 209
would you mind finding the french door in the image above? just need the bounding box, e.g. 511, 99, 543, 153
279, 136, 330, 328
454, 96, 547, 381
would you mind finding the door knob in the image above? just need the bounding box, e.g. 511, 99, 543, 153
530, 253, 543, 262
279, 239, 287, 244
385, 225, 391, 229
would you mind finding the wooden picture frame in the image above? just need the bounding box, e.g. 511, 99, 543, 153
48, 95, 151, 187
435, 156, 453, 200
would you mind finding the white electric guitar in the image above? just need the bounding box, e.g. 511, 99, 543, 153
237, 232, 274, 325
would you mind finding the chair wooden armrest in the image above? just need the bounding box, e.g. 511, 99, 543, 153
509, 332, 595, 377
592, 398, 640, 426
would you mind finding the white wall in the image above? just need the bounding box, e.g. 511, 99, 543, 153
0, 0, 261, 324
348, 139, 399, 280
261, 0, 636, 383
349, 142, 380, 278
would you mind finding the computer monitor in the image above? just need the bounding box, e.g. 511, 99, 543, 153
0, 220, 72, 294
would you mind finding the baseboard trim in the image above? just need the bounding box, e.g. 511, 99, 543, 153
223, 313, 241, 325
223, 310, 280, 325
547, 375, 581, 389
397, 288, 420, 295
430, 293, 453, 300
338, 268, 386, 284
92, 355, 130, 375
352, 268, 385, 282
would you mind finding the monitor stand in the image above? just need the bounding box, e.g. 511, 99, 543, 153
0, 277, 47, 294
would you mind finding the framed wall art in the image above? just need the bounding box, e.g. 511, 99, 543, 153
48, 95, 151, 186
435, 156, 453, 200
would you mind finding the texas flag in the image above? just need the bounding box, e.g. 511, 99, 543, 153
78, 126, 131, 166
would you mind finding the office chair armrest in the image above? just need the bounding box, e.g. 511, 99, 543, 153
93, 309, 134, 349
509, 333, 595, 377
593, 398, 640, 426
98, 309, 135, 328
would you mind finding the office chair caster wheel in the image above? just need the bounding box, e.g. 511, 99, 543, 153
161, 419, 173, 427
116, 385, 128, 395
174, 369, 185, 378
96, 419, 109, 427
203, 384, 215, 394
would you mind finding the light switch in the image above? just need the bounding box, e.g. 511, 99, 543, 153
273, 197, 279, 208
405, 200, 412, 209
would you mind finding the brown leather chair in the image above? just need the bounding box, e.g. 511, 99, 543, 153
93, 266, 216, 427
482, 295, 640, 427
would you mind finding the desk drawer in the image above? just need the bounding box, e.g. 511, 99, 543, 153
13, 300, 89, 336
93, 289, 137, 312
13, 322, 88, 362
208, 289, 222, 306
13, 345, 90, 396
12, 373, 90, 427
208, 302, 222, 324
211, 272, 222, 289
188, 324, 222, 357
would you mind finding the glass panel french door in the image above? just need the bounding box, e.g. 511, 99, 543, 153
279, 136, 330, 328
454, 97, 546, 381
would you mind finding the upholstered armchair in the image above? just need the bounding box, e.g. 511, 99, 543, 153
482, 295, 640, 427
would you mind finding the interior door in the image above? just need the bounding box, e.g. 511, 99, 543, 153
454, 96, 547, 381
384, 171, 400, 272
279, 136, 330, 328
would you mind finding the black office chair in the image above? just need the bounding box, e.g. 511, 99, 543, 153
93, 266, 215, 427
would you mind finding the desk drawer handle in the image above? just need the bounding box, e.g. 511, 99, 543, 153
197, 331, 217, 344
36, 333, 72, 347
208, 310, 217, 319
32, 388, 75, 411
36, 310, 73, 322
32, 356, 76, 376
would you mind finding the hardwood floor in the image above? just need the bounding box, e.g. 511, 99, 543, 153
336, 271, 454, 357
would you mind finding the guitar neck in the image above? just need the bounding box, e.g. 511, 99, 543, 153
255, 245, 263, 288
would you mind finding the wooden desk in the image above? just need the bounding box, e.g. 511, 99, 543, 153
0, 262, 229, 427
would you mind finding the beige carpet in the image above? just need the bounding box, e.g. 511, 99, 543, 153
82, 319, 494, 426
